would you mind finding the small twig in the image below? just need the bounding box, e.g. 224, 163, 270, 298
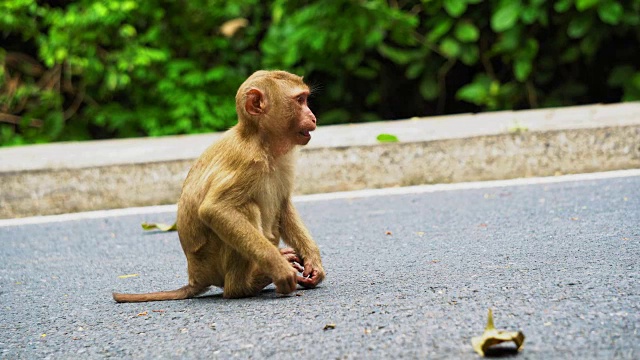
5, 52, 45, 77
480, 36, 496, 79
437, 58, 456, 114
412, 31, 446, 57
37, 66, 59, 90
0, 113, 43, 127
63, 85, 85, 120
525, 80, 538, 108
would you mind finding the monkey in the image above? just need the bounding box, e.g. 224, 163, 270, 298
112, 70, 325, 302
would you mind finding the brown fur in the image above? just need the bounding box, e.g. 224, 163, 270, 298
113, 70, 324, 302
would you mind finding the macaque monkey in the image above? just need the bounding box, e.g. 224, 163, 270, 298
113, 70, 325, 302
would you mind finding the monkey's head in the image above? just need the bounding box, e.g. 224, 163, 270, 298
236, 70, 317, 147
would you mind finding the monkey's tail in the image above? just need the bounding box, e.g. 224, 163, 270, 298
112, 285, 206, 303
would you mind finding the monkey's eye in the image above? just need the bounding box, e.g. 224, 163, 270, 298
296, 95, 306, 105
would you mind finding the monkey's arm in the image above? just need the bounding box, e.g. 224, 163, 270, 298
198, 197, 297, 294
280, 199, 325, 288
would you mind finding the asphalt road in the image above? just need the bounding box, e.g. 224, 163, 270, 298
1, 173, 638, 359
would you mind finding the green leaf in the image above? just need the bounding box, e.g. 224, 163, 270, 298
460, 45, 479, 65
377, 43, 413, 64
456, 81, 488, 105
514, 59, 532, 81
119, 24, 136, 38
598, 1, 623, 25
354, 67, 377, 79
106, 71, 118, 91
567, 16, 592, 38
560, 46, 581, 63
607, 65, 635, 86
493, 27, 522, 53
365, 90, 380, 106
554, 0, 573, 13
376, 133, 399, 143
443, 0, 467, 17
419, 76, 439, 100
521, 6, 539, 24
204, 66, 226, 82
576, 0, 599, 11
579, 33, 601, 56
426, 18, 453, 43
406, 62, 424, 80
491, 2, 521, 32
440, 37, 461, 58
454, 22, 480, 43
141, 222, 177, 232
630, 72, 640, 90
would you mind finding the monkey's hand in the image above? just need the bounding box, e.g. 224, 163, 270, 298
271, 258, 298, 295
297, 259, 325, 289
280, 248, 304, 273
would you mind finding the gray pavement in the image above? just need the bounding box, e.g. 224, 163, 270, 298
1, 174, 639, 359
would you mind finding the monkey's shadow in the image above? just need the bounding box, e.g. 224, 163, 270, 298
195, 287, 316, 302
481, 346, 521, 358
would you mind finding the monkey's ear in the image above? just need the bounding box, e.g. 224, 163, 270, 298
245, 88, 268, 116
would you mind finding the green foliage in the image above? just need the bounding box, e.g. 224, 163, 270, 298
1, 0, 640, 146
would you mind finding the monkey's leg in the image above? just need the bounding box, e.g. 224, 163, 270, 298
222, 260, 272, 299
222, 249, 304, 299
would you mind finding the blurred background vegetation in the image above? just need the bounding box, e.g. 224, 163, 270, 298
1, 0, 639, 146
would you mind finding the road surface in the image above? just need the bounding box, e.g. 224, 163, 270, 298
1, 171, 639, 359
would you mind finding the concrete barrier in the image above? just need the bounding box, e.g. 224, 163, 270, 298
1, 102, 639, 218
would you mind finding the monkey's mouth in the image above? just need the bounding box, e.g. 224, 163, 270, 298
299, 130, 311, 138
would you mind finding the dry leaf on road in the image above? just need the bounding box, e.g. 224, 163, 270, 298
471, 309, 525, 357
141, 222, 177, 232
118, 274, 139, 279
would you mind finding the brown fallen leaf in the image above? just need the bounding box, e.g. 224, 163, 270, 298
118, 273, 139, 279
152, 309, 165, 313
385, 231, 392, 235
471, 309, 525, 357
141, 222, 177, 232
137, 311, 148, 316
323, 323, 336, 330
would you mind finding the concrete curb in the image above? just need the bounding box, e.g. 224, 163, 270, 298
1, 102, 639, 218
